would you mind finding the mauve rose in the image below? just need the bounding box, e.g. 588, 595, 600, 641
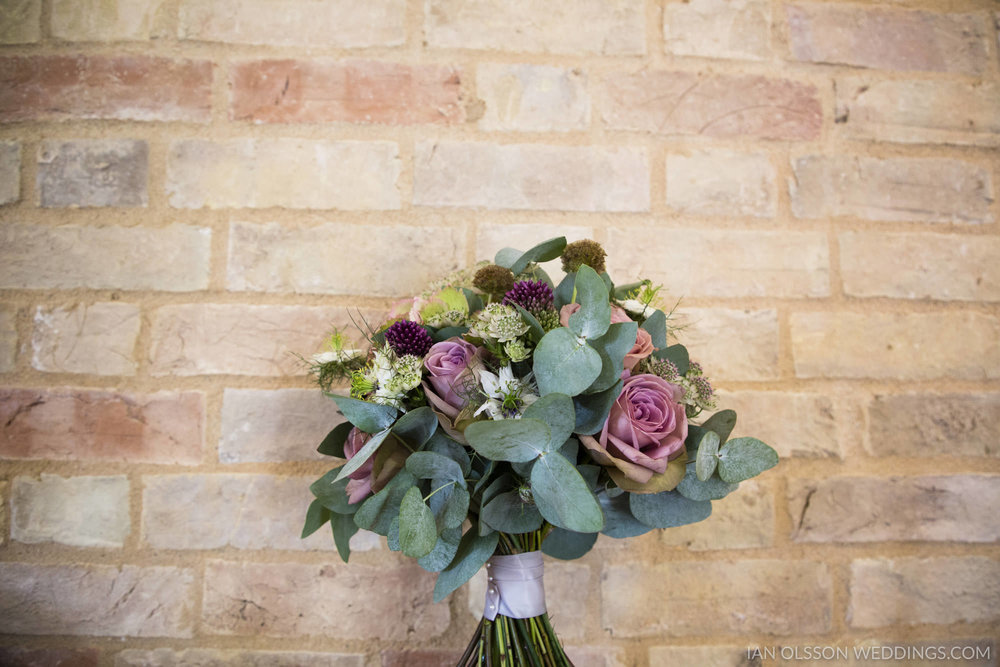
343, 427, 404, 504
423, 338, 478, 418
580, 372, 687, 485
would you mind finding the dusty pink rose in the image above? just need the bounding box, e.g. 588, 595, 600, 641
609, 305, 632, 324
580, 372, 687, 484
343, 427, 403, 504
423, 338, 478, 418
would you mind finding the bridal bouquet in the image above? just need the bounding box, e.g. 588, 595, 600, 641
302, 237, 778, 666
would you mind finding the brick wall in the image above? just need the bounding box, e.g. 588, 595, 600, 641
0, 1, 998, 666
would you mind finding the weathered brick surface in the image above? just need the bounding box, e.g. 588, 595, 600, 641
0, 563, 195, 637
664, 0, 770, 61
0, 0, 41, 44
167, 139, 400, 210
143, 474, 341, 551
0, 140, 19, 204
477, 223, 593, 278
0, 647, 100, 667
607, 229, 828, 298
0, 223, 211, 291
791, 155, 994, 224
0, 55, 212, 123
676, 308, 780, 381
0, 304, 16, 372
202, 559, 449, 638
843, 640, 996, 667
0, 388, 204, 464
868, 393, 1000, 458
231, 60, 464, 125
790, 312, 1000, 380
661, 480, 773, 550
839, 232, 1000, 301
32, 303, 140, 376
148, 304, 383, 376
790, 475, 1000, 543
220, 389, 343, 463
0, 480, 6, 546
666, 149, 775, 218
787, 5, 991, 74
716, 391, 842, 459
379, 651, 463, 667
477, 64, 589, 132
227, 221, 464, 296
37, 140, 148, 208
424, 0, 645, 55
849, 557, 1000, 628
602, 560, 831, 636
51, 0, 166, 42
178, 0, 405, 47
414, 141, 649, 211
835, 77, 1000, 146
563, 647, 624, 667
117, 650, 364, 667
11, 474, 130, 547
603, 71, 821, 140
649, 645, 757, 667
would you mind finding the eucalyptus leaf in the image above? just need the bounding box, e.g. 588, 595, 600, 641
629, 490, 712, 528
573, 379, 623, 435
425, 432, 472, 476
462, 288, 484, 313
352, 470, 417, 536
334, 427, 392, 482
327, 394, 398, 434
578, 464, 601, 492
522, 392, 576, 453
434, 485, 469, 531
553, 272, 575, 310
513, 304, 546, 343
695, 430, 721, 482
391, 406, 438, 450
418, 527, 462, 572
510, 236, 567, 275
640, 310, 668, 350
559, 437, 580, 464
331, 513, 358, 563
511, 460, 534, 477
309, 466, 357, 515
541, 527, 598, 560
301, 499, 331, 538
531, 452, 604, 533
586, 321, 638, 394
387, 517, 401, 551
434, 529, 500, 602
399, 486, 438, 559
717, 437, 779, 483
494, 247, 522, 269
465, 418, 551, 463
567, 265, 611, 340
533, 327, 602, 397
406, 450, 465, 484
482, 491, 544, 534
676, 468, 739, 501
613, 280, 647, 300
598, 491, 653, 539
701, 409, 737, 444
653, 344, 689, 375
317, 421, 353, 458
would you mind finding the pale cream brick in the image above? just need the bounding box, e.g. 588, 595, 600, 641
116, 650, 364, 667
178, 0, 405, 47
0, 481, 5, 547
790, 475, 1000, 543
650, 645, 756, 667
664, 0, 771, 61
602, 560, 831, 636
666, 149, 775, 217
32, 303, 140, 376
849, 557, 1000, 628
868, 393, 1000, 458
790, 312, 1000, 380
148, 304, 383, 377
425, 0, 645, 55
227, 222, 464, 297
220, 389, 343, 463
0, 223, 211, 291
142, 474, 355, 551
564, 647, 625, 667
467, 561, 591, 638
0, 562, 195, 637
677, 308, 780, 381
660, 480, 773, 550
0, 141, 19, 204
167, 139, 401, 210
476, 222, 593, 280
38, 139, 147, 208
846, 640, 995, 667
0, 304, 15, 372
11, 474, 129, 548
51, 0, 166, 41
840, 232, 1000, 301
414, 141, 649, 212
835, 77, 1000, 146
202, 559, 449, 638
716, 391, 842, 459
791, 155, 993, 224
0, 0, 41, 44
477, 64, 590, 132
787, 5, 992, 75
607, 228, 828, 298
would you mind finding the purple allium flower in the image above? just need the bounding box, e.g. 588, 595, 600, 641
384, 320, 434, 357
503, 280, 554, 313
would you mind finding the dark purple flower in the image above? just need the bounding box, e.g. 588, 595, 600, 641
503, 280, 554, 313
384, 320, 434, 357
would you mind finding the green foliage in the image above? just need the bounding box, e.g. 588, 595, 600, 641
695, 430, 721, 481
353, 470, 417, 536
717, 437, 779, 483
676, 467, 739, 501
598, 491, 652, 539
390, 406, 438, 450
309, 466, 358, 515
512, 304, 546, 343
702, 409, 737, 443
327, 394, 398, 433
532, 327, 602, 397
521, 393, 576, 453
434, 529, 499, 602
482, 491, 544, 534
301, 499, 331, 538
587, 321, 638, 394
334, 427, 392, 482
572, 379, 623, 435
331, 513, 358, 563
653, 344, 689, 375
399, 487, 438, 559
316, 421, 353, 458
510, 237, 568, 275
418, 527, 462, 572
424, 432, 472, 476
629, 490, 712, 528
530, 452, 604, 533
465, 418, 552, 463
567, 265, 611, 340
541, 527, 598, 560
640, 309, 668, 350
406, 451, 465, 484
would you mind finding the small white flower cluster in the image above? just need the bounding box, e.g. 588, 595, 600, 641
469, 303, 531, 361
475, 365, 539, 421
364, 348, 423, 409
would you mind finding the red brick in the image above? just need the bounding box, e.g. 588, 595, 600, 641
0, 55, 212, 123
231, 60, 464, 125
0, 387, 203, 464
787, 4, 991, 75
602, 70, 821, 140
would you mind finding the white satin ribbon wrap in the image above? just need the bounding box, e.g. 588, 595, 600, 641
482, 551, 546, 621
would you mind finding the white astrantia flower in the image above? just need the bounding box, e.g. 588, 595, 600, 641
620, 298, 656, 319
311, 348, 364, 365
475, 365, 539, 420
364, 349, 423, 409
469, 303, 529, 343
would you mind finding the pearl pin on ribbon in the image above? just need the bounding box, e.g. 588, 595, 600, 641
482, 551, 546, 621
